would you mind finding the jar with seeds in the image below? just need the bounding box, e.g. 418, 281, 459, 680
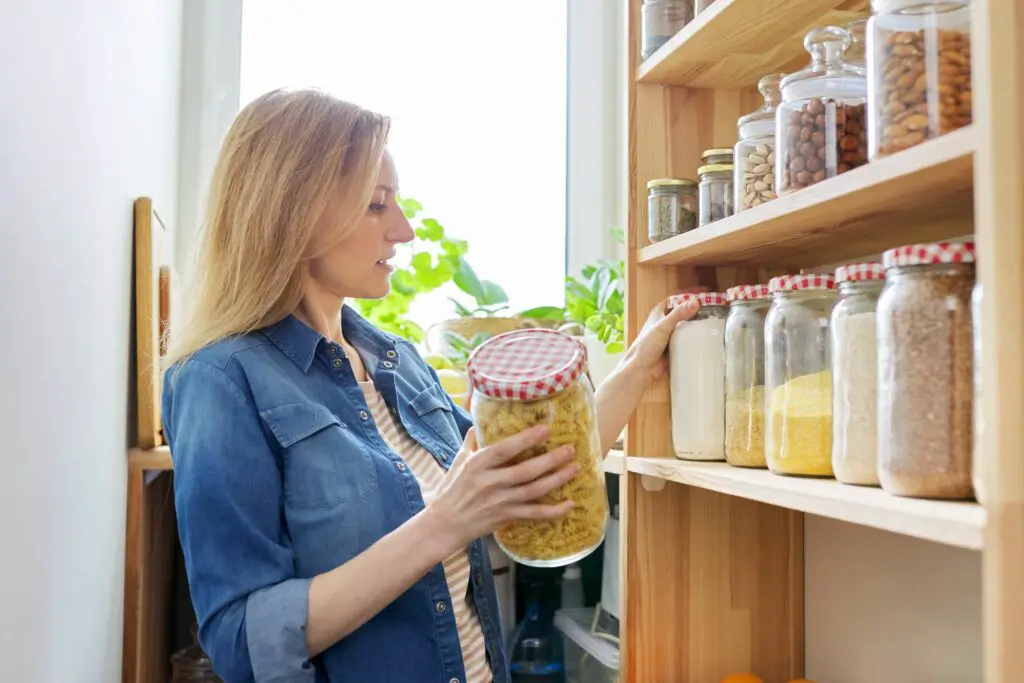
867, 0, 972, 159
734, 73, 784, 212
877, 242, 975, 500
776, 26, 868, 195
647, 178, 698, 243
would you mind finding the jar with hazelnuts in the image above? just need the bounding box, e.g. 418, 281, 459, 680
867, 0, 972, 159
775, 26, 869, 195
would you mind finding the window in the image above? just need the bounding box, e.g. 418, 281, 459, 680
240, 0, 568, 325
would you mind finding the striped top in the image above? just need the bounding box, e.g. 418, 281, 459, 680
360, 382, 492, 683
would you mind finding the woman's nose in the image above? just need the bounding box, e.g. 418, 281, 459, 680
390, 213, 415, 244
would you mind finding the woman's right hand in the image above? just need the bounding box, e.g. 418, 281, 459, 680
428, 425, 578, 550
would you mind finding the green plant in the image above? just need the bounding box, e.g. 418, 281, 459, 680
438, 330, 492, 369
354, 196, 467, 342
449, 259, 510, 317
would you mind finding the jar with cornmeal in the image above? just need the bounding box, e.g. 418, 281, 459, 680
466, 328, 609, 567
724, 284, 771, 468
765, 274, 838, 477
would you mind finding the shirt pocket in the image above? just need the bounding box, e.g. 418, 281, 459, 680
409, 383, 463, 454
260, 402, 379, 510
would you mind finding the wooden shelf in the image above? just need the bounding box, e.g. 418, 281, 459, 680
128, 446, 173, 472
638, 0, 868, 89
627, 456, 985, 550
638, 126, 976, 268
603, 449, 625, 475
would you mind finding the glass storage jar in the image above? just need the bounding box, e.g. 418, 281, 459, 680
641, 0, 692, 59
765, 274, 838, 477
877, 242, 975, 499
845, 18, 868, 66
776, 26, 868, 194
831, 262, 886, 486
698, 163, 734, 226
867, 0, 972, 159
647, 178, 698, 242
972, 281, 984, 504
735, 73, 784, 212
695, 0, 718, 15
725, 284, 771, 468
668, 291, 727, 461
701, 148, 734, 166
467, 328, 609, 566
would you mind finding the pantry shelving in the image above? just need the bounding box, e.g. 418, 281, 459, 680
627, 457, 984, 550
621, 0, 1024, 681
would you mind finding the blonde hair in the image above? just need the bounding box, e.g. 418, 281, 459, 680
165, 88, 390, 368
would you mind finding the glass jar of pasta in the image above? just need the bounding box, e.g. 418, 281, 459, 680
765, 274, 838, 477
467, 328, 609, 567
725, 284, 771, 468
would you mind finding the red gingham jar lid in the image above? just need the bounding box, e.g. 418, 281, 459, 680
769, 274, 836, 293
727, 284, 771, 302
466, 328, 586, 401
669, 291, 728, 308
835, 262, 886, 283
883, 241, 976, 269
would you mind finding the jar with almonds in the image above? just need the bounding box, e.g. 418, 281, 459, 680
734, 73, 784, 212
867, 0, 972, 158
776, 26, 868, 195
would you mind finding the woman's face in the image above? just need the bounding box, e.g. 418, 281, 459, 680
308, 152, 414, 300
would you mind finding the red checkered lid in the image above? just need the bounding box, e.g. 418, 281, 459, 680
466, 328, 586, 401
835, 262, 885, 283
883, 241, 976, 269
668, 291, 727, 308
769, 273, 835, 293
726, 284, 771, 302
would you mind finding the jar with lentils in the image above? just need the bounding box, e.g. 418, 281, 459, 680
877, 242, 975, 500
725, 284, 772, 468
776, 26, 868, 195
831, 262, 886, 486
735, 73, 784, 212
867, 0, 972, 159
765, 274, 838, 477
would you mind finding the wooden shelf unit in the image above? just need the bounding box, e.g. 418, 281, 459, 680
621, 0, 1024, 682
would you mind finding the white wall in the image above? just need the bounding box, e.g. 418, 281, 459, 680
0, 1, 183, 680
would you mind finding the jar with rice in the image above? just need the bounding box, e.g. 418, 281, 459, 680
467, 328, 609, 567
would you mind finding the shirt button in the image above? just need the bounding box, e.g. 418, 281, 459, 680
359, 410, 369, 420
382, 360, 394, 368
449, 678, 460, 683
386, 350, 397, 359
474, 574, 482, 587
396, 461, 407, 472
332, 358, 343, 368
435, 601, 447, 613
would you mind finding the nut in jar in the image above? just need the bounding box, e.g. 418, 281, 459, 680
777, 26, 868, 194
868, 1, 972, 157
742, 144, 776, 207
466, 328, 609, 567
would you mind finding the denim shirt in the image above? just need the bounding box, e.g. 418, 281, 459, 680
162, 306, 510, 683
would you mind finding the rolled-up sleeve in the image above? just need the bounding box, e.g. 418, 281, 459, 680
164, 359, 315, 683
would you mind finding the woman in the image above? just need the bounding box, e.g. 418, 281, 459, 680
163, 88, 698, 683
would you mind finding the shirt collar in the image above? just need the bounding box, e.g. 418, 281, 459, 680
262, 304, 398, 373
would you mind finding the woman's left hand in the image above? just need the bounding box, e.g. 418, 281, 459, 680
623, 297, 700, 384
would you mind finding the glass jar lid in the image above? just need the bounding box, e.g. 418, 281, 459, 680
727, 284, 771, 302
835, 262, 885, 282
779, 26, 867, 102
738, 72, 785, 132
882, 241, 976, 269
467, 328, 586, 400
701, 148, 733, 163
769, 273, 836, 293
669, 291, 728, 308
843, 18, 867, 66
647, 177, 697, 189
697, 163, 734, 176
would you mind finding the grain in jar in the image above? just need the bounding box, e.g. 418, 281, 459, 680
831, 262, 886, 486
647, 178, 698, 242
725, 284, 771, 468
765, 274, 838, 477
972, 282, 985, 504
776, 26, 868, 194
877, 242, 975, 500
867, 0, 972, 158
467, 328, 609, 566
735, 73, 784, 212
669, 292, 728, 461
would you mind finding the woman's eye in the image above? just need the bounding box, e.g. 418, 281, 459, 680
369, 203, 387, 214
